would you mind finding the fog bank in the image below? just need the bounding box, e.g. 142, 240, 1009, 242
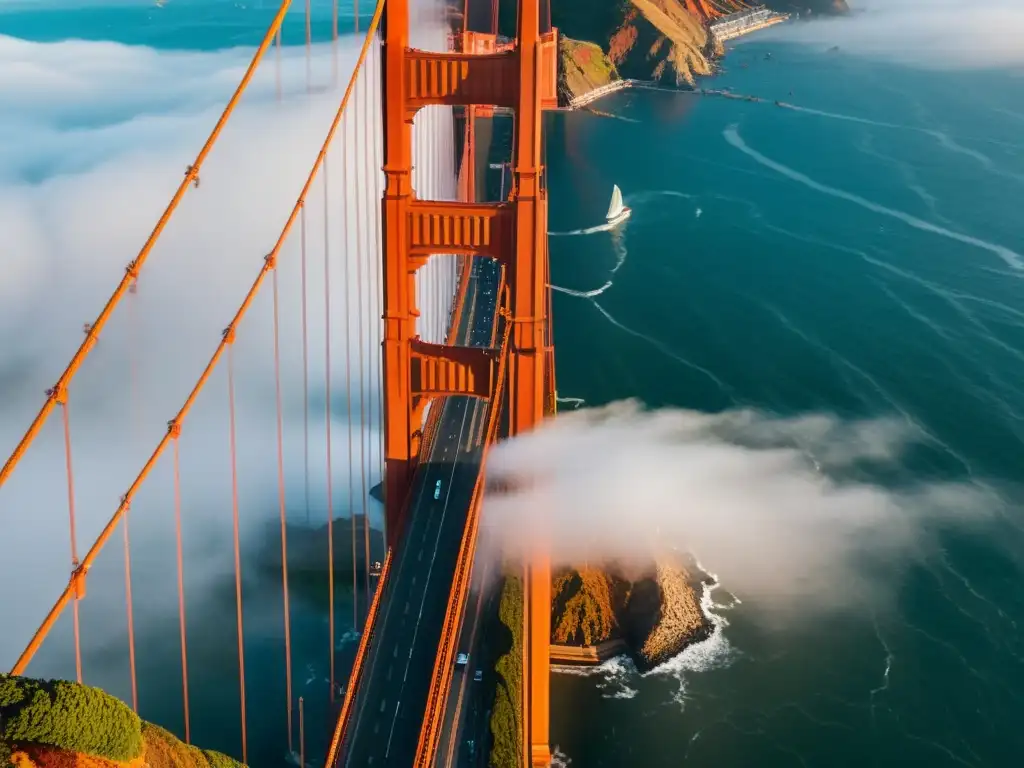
481, 400, 995, 620
759, 0, 1024, 71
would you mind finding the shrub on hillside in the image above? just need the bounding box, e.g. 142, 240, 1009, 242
201, 750, 245, 768
489, 576, 523, 768
141, 724, 207, 768
0, 676, 142, 762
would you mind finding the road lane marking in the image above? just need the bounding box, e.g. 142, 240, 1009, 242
382, 398, 473, 762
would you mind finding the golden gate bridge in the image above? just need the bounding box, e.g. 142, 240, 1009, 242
1, 0, 560, 765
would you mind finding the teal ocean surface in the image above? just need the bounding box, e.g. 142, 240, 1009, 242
3, 2, 1024, 767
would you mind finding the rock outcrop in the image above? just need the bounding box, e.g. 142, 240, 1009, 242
550, 554, 712, 671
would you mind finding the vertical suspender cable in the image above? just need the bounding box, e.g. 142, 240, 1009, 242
354, 72, 371, 599
423, 113, 433, 341
122, 513, 138, 712
271, 265, 294, 753
59, 396, 83, 684
371, 37, 385, 545
173, 435, 191, 743
341, 114, 359, 630
323, 156, 337, 702
299, 696, 306, 768
359, 47, 374, 592
226, 342, 248, 765
301, 207, 311, 527
125, 281, 139, 713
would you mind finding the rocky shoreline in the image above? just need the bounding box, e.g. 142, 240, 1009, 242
550, 553, 715, 672
554, 0, 850, 106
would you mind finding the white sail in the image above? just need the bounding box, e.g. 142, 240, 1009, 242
606, 185, 625, 221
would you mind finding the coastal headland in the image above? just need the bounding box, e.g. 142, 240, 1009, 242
549, 554, 715, 672
553, 0, 849, 105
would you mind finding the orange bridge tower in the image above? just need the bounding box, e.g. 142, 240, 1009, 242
379, 0, 557, 764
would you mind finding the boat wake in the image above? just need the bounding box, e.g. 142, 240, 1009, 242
549, 194, 733, 396
548, 222, 617, 236
555, 395, 586, 409
550, 281, 612, 298
724, 124, 1024, 272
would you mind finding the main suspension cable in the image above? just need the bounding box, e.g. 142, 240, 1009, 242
7, 0, 386, 682
0, 0, 293, 493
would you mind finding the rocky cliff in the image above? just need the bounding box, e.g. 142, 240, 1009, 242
553, 0, 850, 101
551, 555, 712, 672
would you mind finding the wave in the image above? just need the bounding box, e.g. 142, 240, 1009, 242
643, 561, 737, 710
723, 124, 1024, 272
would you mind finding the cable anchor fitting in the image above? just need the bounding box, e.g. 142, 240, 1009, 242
167, 420, 182, 439
46, 382, 68, 406
223, 324, 237, 344
185, 165, 201, 189
265, 252, 278, 270
70, 563, 88, 599
82, 322, 99, 352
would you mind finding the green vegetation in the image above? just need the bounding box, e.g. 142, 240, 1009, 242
0, 675, 244, 768
0, 675, 142, 762
137, 725, 243, 768
488, 575, 523, 768
558, 37, 619, 103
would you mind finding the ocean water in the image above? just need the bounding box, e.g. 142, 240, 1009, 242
545, 43, 1024, 768
4, 3, 1024, 768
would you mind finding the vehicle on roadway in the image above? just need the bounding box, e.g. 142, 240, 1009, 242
473, 669, 483, 682
434, 479, 442, 500
456, 652, 469, 667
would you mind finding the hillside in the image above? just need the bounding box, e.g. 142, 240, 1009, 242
551, 0, 850, 100
1, 675, 244, 768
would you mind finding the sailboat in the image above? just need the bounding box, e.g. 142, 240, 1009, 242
605, 184, 631, 227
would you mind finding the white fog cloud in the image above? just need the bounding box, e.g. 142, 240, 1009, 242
481, 400, 995, 620
760, 0, 1024, 71
0, 12, 455, 671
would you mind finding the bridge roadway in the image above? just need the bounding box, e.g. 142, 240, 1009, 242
339, 256, 501, 767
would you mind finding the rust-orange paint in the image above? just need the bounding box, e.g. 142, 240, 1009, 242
9, 0, 384, 679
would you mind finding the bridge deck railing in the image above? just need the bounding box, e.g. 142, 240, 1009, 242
413, 282, 512, 766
